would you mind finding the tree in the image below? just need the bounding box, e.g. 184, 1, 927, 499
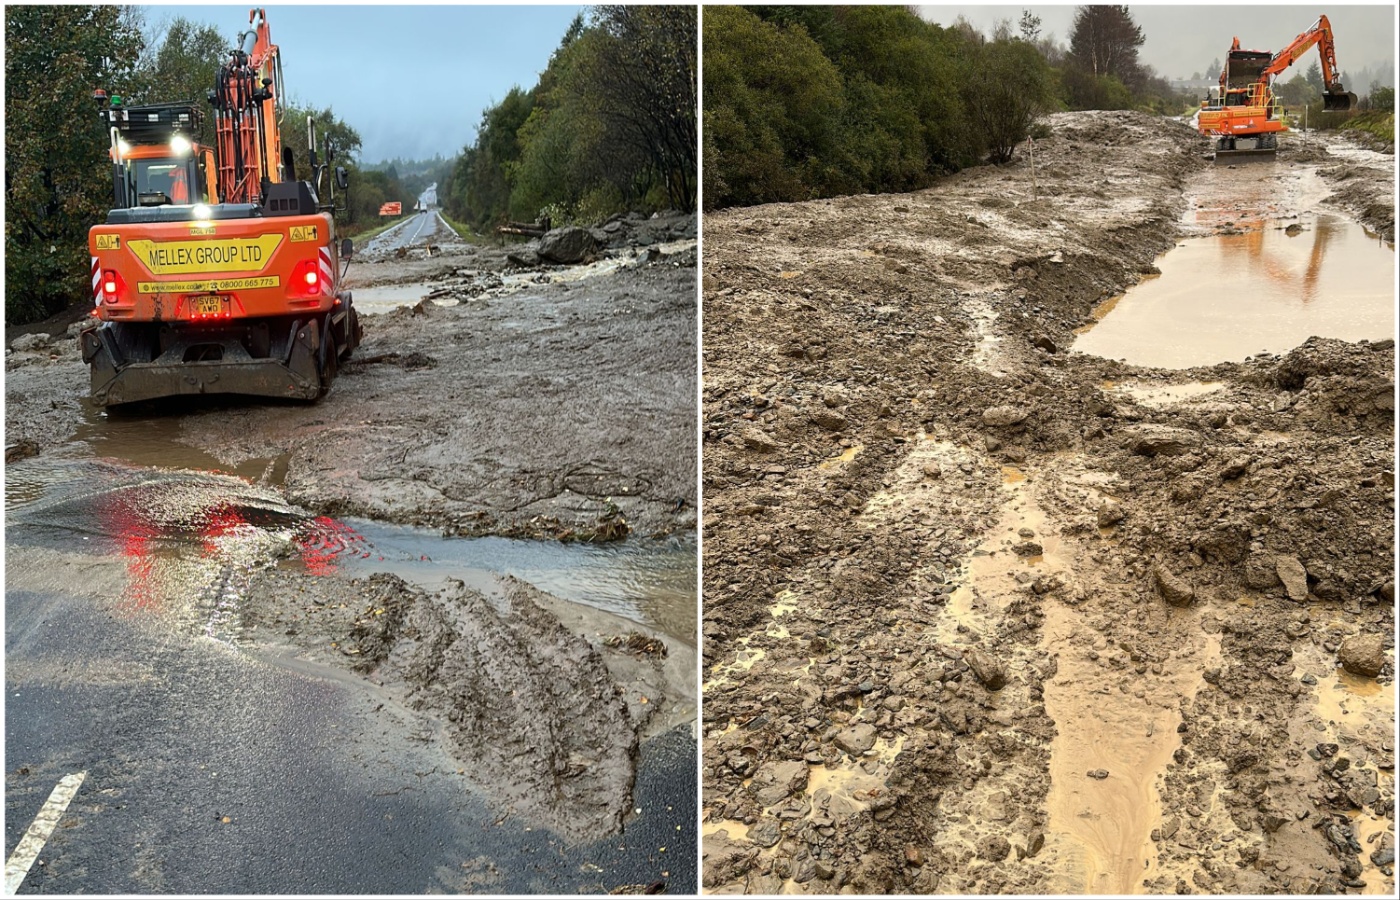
1304, 61, 1323, 92
1018, 10, 1042, 42
132, 16, 228, 144
1277, 72, 1318, 107
1368, 84, 1394, 112
966, 38, 1055, 164
581, 6, 697, 211
1206, 57, 1221, 81
703, 6, 843, 207
1068, 5, 1144, 87
5, 4, 144, 324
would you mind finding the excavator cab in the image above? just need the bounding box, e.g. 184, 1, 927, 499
122, 152, 203, 207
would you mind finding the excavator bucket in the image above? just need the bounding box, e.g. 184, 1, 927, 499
1322, 90, 1358, 111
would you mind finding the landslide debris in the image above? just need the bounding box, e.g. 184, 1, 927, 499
701, 111, 1394, 895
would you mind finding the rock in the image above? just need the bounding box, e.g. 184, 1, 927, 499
1338, 634, 1388, 678
983, 405, 1029, 427
702, 830, 759, 889
10, 333, 49, 352
1153, 565, 1195, 607
1221, 456, 1251, 480
964, 649, 1007, 691
978, 834, 1012, 862
1243, 553, 1281, 590
1012, 541, 1043, 557
538, 226, 597, 264
5, 440, 40, 464
1371, 846, 1395, 868
748, 819, 782, 848
750, 760, 809, 807
1087, 768, 1109, 779
1121, 424, 1202, 456
741, 428, 777, 453
1031, 335, 1058, 353
810, 411, 848, 432
507, 247, 540, 267
904, 845, 924, 867
1285, 223, 1304, 236
1024, 830, 1045, 858
834, 724, 877, 755
1276, 556, 1309, 601
1097, 500, 1125, 527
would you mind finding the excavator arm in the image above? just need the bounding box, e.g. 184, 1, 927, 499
1263, 15, 1356, 110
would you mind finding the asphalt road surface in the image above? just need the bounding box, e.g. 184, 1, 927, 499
360, 209, 454, 256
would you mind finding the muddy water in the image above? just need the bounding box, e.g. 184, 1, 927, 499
6, 424, 696, 646
307, 519, 696, 645
956, 462, 1218, 894
1074, 164, 1394, 369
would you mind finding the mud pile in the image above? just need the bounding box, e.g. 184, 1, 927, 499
241, 565, 693, 841
701, 110, 1394, 894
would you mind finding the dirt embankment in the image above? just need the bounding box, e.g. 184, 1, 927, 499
701, 111, 1394, 895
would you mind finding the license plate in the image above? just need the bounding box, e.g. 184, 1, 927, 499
192, 295, 223, 315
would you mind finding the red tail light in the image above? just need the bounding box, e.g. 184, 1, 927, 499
102, 269, 125, 304
290, 259, 322, 297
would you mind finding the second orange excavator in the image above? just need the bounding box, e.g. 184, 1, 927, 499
1197, 14, 1357, 160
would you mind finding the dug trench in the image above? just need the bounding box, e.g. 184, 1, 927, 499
5, 214, 697, 891
701, 111, 1394, 895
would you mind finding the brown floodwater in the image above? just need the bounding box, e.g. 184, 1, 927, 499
1074, 212, 1394, 369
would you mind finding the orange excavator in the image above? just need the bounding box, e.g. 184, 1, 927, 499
82, 8, 361, 407
1197, 14, 1357, 160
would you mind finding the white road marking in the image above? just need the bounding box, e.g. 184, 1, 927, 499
4, 771, 87, 894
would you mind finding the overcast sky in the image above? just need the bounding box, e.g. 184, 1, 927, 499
143, 4, 584, 163
916, 4, 1396, 81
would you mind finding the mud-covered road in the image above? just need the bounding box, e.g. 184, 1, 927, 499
6, 212, 699, 893
701, 112, 1394, 895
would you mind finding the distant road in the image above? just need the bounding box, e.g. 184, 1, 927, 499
359, 209, 454, 256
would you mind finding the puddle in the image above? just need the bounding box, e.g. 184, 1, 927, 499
309, 519, 696, 645
818, 445, 862, 468
6, 455, 695, 646
947, 459, 1218, 894
1073, 208, 1393, 368
1115, 381, 1225, 407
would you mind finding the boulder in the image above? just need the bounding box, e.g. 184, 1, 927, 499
1097, 500, 1125, 528
834, 724, 877, 755
1122, 424, 1202, 457
1338, 634, 1388, 678
10, 333, 49, 352
1153, 565, 1195, 607
740, 428, 777, 453
1243, 553, 1281, 591
1275, 555, 1309, 601
964, 649, 1007, 691
538, 226, 597, 264
749, 760, 809, 807
983, 405, 1029, 427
